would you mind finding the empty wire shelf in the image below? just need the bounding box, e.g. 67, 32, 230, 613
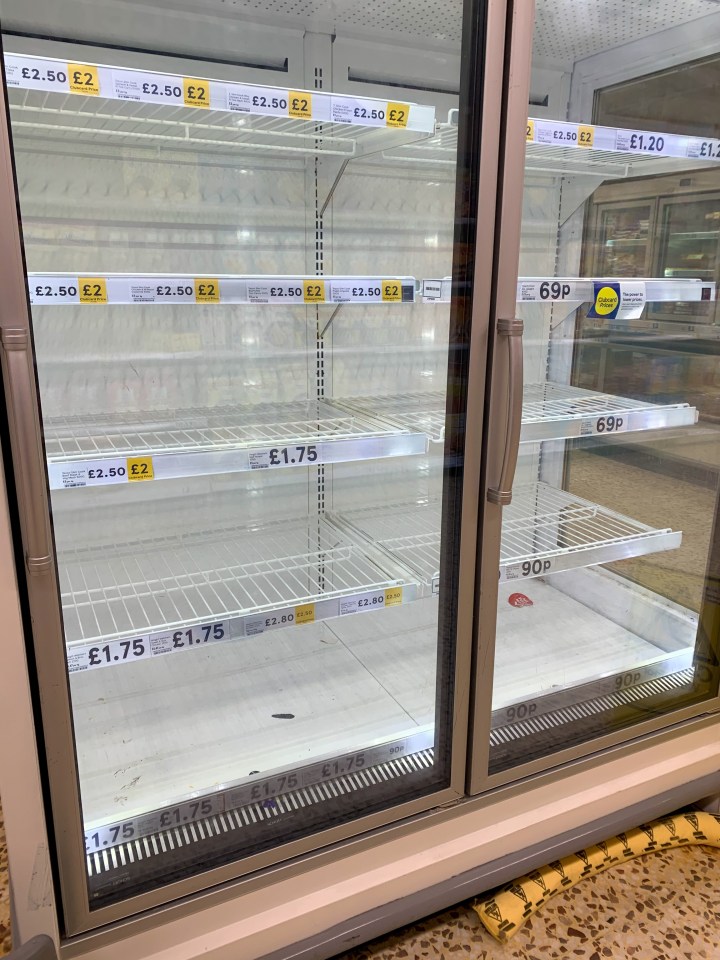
334, 384, 697, 445
60, 514, 416, 651
335, 482, 681, 589
522, 382, 698, 440
44, 400, 429, 487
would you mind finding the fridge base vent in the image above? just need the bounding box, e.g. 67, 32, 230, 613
86, 747, 435, 882
490, 669, 695, 747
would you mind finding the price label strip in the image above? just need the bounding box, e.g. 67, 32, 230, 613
4, 53, 436, 133
527, 117, 720, 164
424, 277, 714, 305
28, 274, 416, 306
47, 434, 428, 489
67, 583, 418, 674
84, 725, 434, 857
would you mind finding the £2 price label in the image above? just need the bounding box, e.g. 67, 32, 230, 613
183, 78, 210, 107
127, 456, 154, 482
304, 280, 325, 303
79, 278, 107, 303
288, 91, 312, 119
68, 63, 100, 95
381, 280, 402, 302
194, 278, 220, 302
386, 102, 409, 128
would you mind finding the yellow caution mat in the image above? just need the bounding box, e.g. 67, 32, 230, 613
474, 810, 720, 942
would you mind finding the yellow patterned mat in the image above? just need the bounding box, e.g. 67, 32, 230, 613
474, 809, 720, 942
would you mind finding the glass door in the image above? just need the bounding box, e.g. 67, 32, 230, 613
471, 0, 720, 781
0, 0, 495, 930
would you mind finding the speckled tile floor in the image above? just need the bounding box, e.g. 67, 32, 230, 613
338, 843, 720, 960
0, 802, 11, 957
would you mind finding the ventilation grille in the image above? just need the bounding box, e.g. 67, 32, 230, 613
87, 747, 435, 879
491, 669, 694, 746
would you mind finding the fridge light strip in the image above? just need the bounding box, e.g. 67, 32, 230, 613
4, 53, 436, 133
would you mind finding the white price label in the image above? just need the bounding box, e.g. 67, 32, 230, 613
518, 280, 575, 302
228, 85, 290, 116
53, 459, 127, 488
248, 444, 319, 469
245, 606, 298, 636
247, 281, 304, 304
581, 414, 627, 437
112, 69, 183, 104
503, 558, 554, 581
330, 96, 389, 126
340, 590, 386, 615
615, 129, 667, 154
147, 280, 196, 303
67, 621, 229, 673
687, 138, 720, 161
29, 277, 80, 304
330, 281, 383, 303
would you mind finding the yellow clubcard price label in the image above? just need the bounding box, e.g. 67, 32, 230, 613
295, 603, 316, 624
578, 124, 595, 147
78, 278, 107, 303
386, 102, 409, 128
384, 587, 403, 606
381, 281, 402, 302
288, 91, 312, 119
183, 78, 210, 107
527, 120, 535, 142
68, 64, 100, 95
304, 280, 325, 303
127, 457, 154, 482
194, 278, 220, 302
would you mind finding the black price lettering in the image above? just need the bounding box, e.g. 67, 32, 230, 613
186, 84, 207, 102
629, 133, 665, 153
505, 701, 537, 722
539, 281, 571, 300
130, 462, 149, 476
72, 70, 94, 87
595, 415, 623, 434
615, 671, 642, 690
82, 282, 102, 298
388, 108, 406, 123
291, 96, 308, 112
519, 559, 552, 577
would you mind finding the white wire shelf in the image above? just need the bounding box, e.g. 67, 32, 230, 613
5, 53, 435, 160
522, 382, 698, 441
335, 481, 681, 589
383, 114, 720, 179
335, 384, 698, 444
44, 399, 428, 489
336, 392, 447, 443
61, 514, 420, 672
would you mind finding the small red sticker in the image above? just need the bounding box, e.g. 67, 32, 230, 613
508, 592, 533, 608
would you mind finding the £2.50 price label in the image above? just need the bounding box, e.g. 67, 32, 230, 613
68, 63, 100, 95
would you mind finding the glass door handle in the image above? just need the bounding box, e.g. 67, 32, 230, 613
0, 328, 54, 574
487, 317, 524, 506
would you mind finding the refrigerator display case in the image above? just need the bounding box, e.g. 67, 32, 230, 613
1, 0, 720, 955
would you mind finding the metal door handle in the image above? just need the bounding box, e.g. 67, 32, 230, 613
487, 317, 523, 506
1, 328, 54, 574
